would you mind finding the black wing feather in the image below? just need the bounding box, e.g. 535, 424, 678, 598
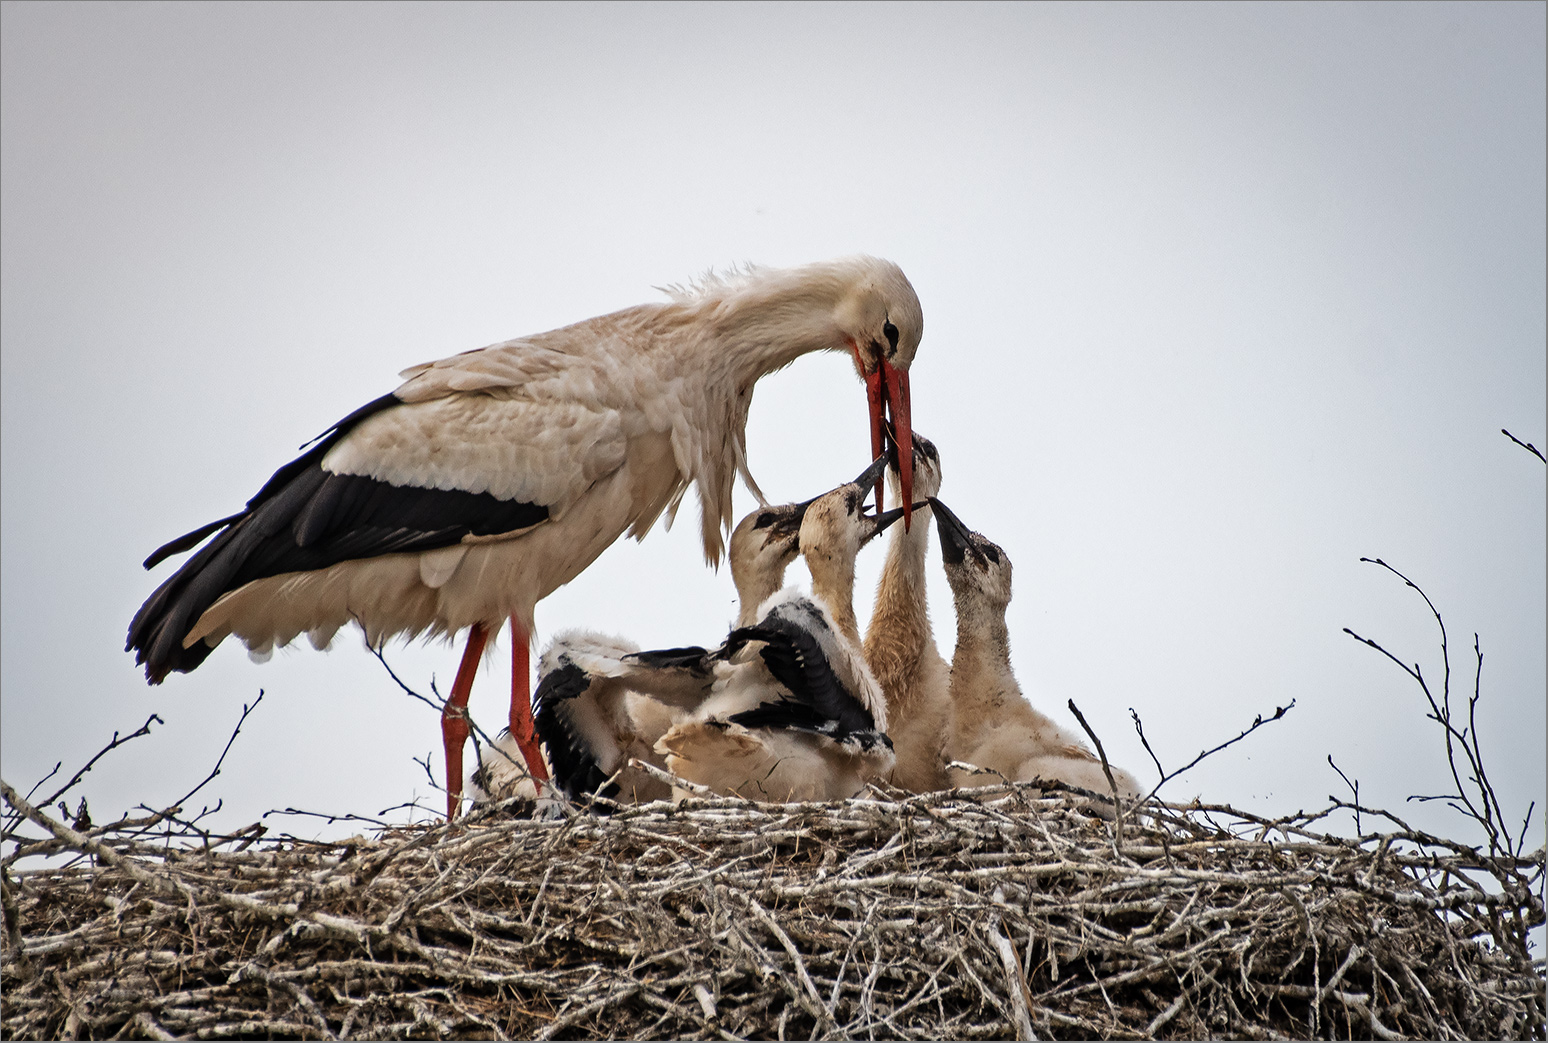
724, 609, 877, 736
127, 393, 549, 683
622, 646, 713, 672
532, 661, 618, 805
728, 700, 893, 752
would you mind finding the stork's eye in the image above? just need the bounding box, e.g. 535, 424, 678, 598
982, 545, 1001, 564
753, 512, 777, 530
883, 321, 899, 353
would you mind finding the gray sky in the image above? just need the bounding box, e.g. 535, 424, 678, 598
3, 2, 1543, 846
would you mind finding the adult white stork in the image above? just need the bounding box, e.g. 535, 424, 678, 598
127, 257, 924, 818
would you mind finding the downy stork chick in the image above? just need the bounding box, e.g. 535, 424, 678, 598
930, 498, 1141, 801
476, 635, 709, 807
727, 499, 811, 627
656, 458, 903, 802
467, 729, 549, 807
126, 257, 925, 819
511, 496, 816, 807
864, 432, 952, 793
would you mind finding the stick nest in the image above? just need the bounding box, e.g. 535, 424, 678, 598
3, 783, 1544, 1041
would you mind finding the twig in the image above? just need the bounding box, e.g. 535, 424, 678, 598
1066, 699, 1125, 850
2, 714, 164, 842
159, 694, 265, 819
1347, 559, 1510, 859
985, 898, 1037, 1040
1501, 428, 1546, 464
1130, 701, 1295, 803
1328, 756, 1361, 833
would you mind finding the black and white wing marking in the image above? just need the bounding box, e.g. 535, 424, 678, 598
721, 597, 878, 739
726, 700, 894, 754
532, 660, 620, 804
128, 394, 550, 682
613, 646, 716, 710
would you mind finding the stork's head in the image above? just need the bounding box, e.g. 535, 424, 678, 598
887, 428, 942, 504
833, 259, 923, 529
799, 456, 915, 577
929, 497, 1013, 617
729, 500, 809, 602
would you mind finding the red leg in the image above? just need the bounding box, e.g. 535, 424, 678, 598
441, 622, 488, 820
508, 616, 550, 784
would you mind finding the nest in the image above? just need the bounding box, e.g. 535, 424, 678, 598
2, 775, 1543, 1042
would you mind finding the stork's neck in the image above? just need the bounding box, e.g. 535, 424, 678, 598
733, 566, 789, 628
950, 601, 1012, 673
654, 273, 855, 565
865, 508, 934, 656
707, 277, 851, 382
880, 505, 932, 589
807, 553, 862, 647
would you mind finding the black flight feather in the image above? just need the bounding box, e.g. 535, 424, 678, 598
532, 661, 619, 805
128, 392, 549, 683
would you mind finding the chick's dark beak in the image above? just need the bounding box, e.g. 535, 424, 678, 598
927, 496, 973, 566
850, 454, 890, 506
864, 500, 929, 545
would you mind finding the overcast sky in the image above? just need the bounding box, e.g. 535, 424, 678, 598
3, 2, 1543, 848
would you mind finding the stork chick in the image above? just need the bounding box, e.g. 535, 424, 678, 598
864, 432, 952, 793
656, 458, 901, 802
930, 498, 1140, 802
509, 496, 813, 806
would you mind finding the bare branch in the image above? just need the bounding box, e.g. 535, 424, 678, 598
1066, 699, 1126, 851
1501, 428, 1546, 464
1349, 560, 1514, 859
1327, 756, 1360, 834
1131, 701, 1295, 803
3, 714, 165, 843
158, 693, 264, 822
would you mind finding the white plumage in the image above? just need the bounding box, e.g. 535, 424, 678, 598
128, 257, 924, 818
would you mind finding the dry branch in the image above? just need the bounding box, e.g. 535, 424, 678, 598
3, 776, 1542, 1041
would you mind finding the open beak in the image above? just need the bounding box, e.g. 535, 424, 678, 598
853, 345, 914, 530
863, 500, 930, 545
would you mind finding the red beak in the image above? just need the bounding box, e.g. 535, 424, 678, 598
882, 360, 913, 530
853, 341, 914, 530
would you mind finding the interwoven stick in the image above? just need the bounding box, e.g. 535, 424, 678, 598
2, 778, 1542, 1041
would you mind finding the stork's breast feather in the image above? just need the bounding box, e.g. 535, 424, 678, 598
320, 395, 627, 512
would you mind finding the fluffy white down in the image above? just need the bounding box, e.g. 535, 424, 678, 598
530, 629, 683, 804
